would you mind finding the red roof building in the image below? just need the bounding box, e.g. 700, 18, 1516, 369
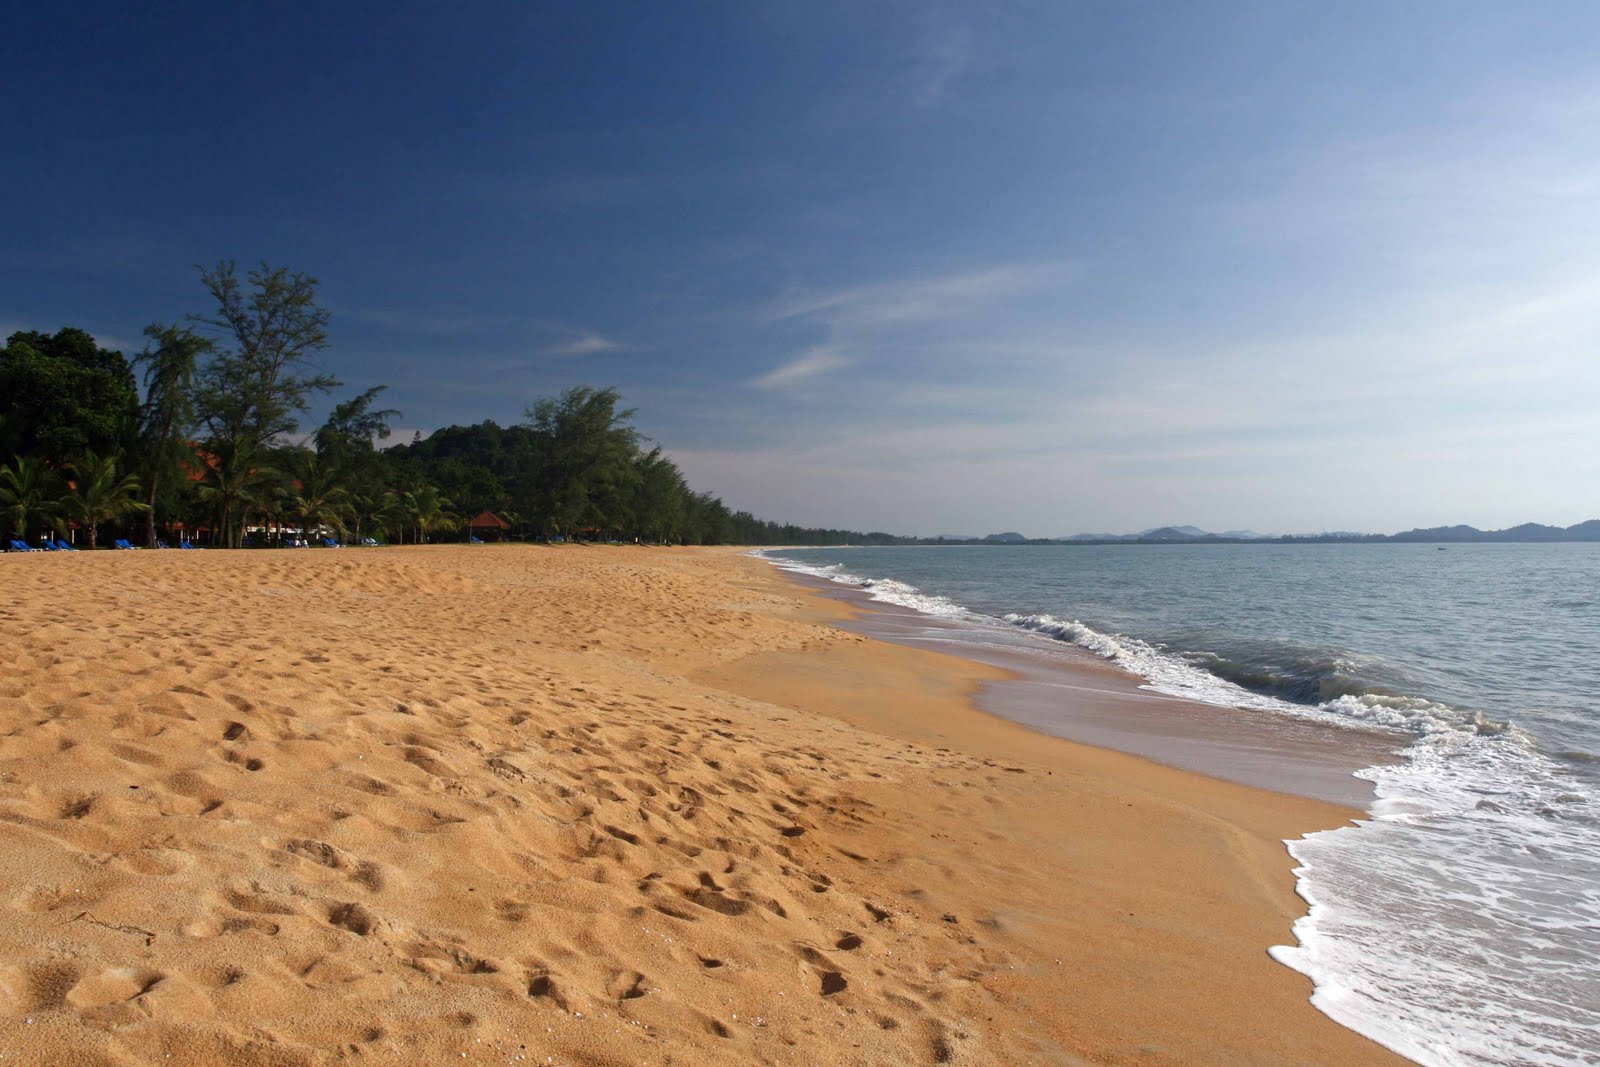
467, 510, 510, 541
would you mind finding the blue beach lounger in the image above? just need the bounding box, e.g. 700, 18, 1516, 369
113, 539, 135, 550
54, 539, 77, 551
7, 539, 32, 552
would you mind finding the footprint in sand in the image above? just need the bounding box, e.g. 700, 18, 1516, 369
65, 967, 165, 1011
525, 972, 570, 1011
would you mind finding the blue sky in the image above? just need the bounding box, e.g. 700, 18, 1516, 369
6, 2, 1600, 535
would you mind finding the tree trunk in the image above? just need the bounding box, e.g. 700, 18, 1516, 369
88, 521, 98, 550
144, 470, 160, 547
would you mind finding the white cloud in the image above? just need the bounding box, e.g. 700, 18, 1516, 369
342, 306, 628, 359
750, 345, 850, 390
542, 329, 627, 357
701, 241, 1600, 535
772, 262, 1068, 330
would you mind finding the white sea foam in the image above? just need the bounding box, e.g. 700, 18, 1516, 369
1000, 610, 1527, 744
758, 550, 1600, 1066
1274, 739, 1600, 1066
760, 555, 972, 618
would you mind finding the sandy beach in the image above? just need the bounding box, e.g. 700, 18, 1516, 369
0, 545, 1404, 1065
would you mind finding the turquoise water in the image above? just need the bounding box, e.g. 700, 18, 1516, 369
768, 543, 1600, 1067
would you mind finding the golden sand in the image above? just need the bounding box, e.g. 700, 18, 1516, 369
0, 546, 1404, 1065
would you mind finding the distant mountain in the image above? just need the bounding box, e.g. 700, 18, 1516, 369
1496, 523, 1569, 542
1139, 525, 1208, 541
1388, 521, 1600, 543
1061, 524, 1273, 542
935, 535, 979, 542
1062, 526, 1213, 541
1389, 524, 1488, 543
1140, 525, 1206, 538
941, 520, 1600, 547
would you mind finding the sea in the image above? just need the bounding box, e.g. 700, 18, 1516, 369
762, 543, 1600, 1067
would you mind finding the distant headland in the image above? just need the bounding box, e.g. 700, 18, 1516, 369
916, 522, 1600, 546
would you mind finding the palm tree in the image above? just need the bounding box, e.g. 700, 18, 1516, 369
196, 439, 275, 548
0, 456, 66, 544
134, 324, 210, 546
404, 482, 456, 544
350, 487, 406, 544
289, 451, 351, 544
64, 451, 151, 549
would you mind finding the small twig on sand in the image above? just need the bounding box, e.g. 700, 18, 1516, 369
62, 911, 157, 946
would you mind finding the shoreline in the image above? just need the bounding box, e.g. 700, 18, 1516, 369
715, 549, 1407, 1063
0, 544, 1405, 1064
768, 559, 1406, 808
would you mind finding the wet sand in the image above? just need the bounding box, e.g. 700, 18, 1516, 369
782, 569, 1406, 807
0, 545, 1405, 1065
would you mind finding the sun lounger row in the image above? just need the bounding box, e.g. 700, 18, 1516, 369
7, 538, 76, 551
6, 537, 392, 552
5, 538, 201, 551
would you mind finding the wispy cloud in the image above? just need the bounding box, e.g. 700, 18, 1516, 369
542, 329, 629, 357
751, 345, 849, 389
772, 262, 1070, 330
342, 304, 629, 359
741, 262, 1074, 400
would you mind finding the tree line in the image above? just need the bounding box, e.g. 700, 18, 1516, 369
0, 261, 910, 549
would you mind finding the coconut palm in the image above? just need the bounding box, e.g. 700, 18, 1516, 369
196, 439, 276, 548
64, 450, 151, 549
404, 482, 456, 544
349, 487, 404, 544
0, 455, 66, 544
289, 451, 351, 543
134, 324, 210, 546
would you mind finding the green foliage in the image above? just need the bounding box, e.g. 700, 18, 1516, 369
0, 328, 138, 466
524, 386, 640, 536
287, 449, 352, 541
63, 450, 150, 549
384, 408, 896, 546
135, 324, 211, 545
195, 438, 277, 548
4, 260, 909, 549
318, 386, 399, 456
402, 482, 456, 543
0, 455, 66, 542
315, 388, 397, 542
633, 448, 688, 543
190, 260, 339, 451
